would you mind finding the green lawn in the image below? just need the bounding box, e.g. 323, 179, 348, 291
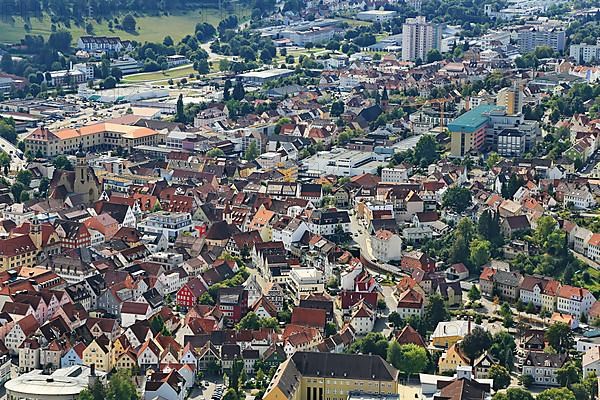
122, 64, 197, 83
0, 8, 249, 45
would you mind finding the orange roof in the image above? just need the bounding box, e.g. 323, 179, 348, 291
55, 123, 157, 140
589, 233, 600, 247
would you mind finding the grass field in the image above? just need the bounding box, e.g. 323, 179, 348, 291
122, 64, 197, 83
0, 7, 249, 45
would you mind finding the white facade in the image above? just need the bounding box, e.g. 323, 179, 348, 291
569, 40, 600, 64
289, 268, 324, 305
401, 16, 442, 61
370, 231, 403, 262
556, 287, 596, 320
138, 211, 196, 242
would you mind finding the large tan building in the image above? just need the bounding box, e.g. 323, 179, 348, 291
23, 123, 161, 157
263, 352, 400, 400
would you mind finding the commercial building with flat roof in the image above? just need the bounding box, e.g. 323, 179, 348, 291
5, 365, 106, 400
448, 104, 503, 158
356, 10, 397, 22
238, 69, 295, 84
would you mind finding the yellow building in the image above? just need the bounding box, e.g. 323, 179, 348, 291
496, 86, 522, 116
263, 352, 400, 400
23, 123, 162, 157
430, 320, 477, 349
82, 336, 112, 372
438, 343, 470, 373
115, 350, 137, 371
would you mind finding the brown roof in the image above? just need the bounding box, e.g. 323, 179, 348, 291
291, 307, 326, 329
395, 325, 427, 348
121, 301, 150, 315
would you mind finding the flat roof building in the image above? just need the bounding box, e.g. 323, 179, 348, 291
5, 365, 106, 400
448, 104, 504, 158
356, 10, 397, 22
238, 69, 295, 84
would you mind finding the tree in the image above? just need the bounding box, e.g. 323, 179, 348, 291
207, 148, 225, 157
525, 301, 535, 314
492, 388, 534, 400
48, 31, 72, 52
388, 311, 403, 328
0, 152, 10, 175
489, 364, 511, 390
198, 292, 215, 305
244, 142, 259, 161
11, 182, 25, 202
232, 79, 245, 100
229, 358, 244, 392
424, 294, 449, 330
102, 76, 117, 89
53, 155, 73, 170
460, 327, 492, 361
478, 210, 501, 245
545, 322, 574, 353
426, 49, 443, 63
237, 312, 260, 330
386, 340, 403, 370
223, 389, 239, 400
330, 101, 345, 117
570, 383, 591, 400
470, 239, 491, 268
0, 54, 14, 73
399, 343, 428, 381
442, 186, 472, 213
175, 94, 185, 123
557, 362, 581, 387
223, 79, 232, 100
468, 285, 481, 302
122, 14, 137, 32
414, 135, 438, 165
486, 152, 502, 169
110, 67, 123, 81
16, 169, 32, 187
0, 118, 17, 144
537, 388, 576, 400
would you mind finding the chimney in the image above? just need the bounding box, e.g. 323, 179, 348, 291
468, 316, 471, 334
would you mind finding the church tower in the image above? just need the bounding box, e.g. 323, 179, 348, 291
29, 214, 42, 250
73, 145, 99, 203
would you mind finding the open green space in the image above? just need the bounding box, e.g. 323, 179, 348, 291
0, 7, 249, 45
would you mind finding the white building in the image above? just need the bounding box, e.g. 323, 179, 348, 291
306, 209, 350, 236
556, 285, 596, 320
138, 211, 196, 242
381, 166, 409, 183
302, 148, 383, 176
583, 347, 600, 377
356, 10, 397, 22
516, 27, 566, 53
564, 188, 596, 210
497, 129, 526, 157
401, 16, 442, 61
570, 40, 600, 64
5, 365, 106, 400
370, 229, 402, 262
289, 268, 324, 305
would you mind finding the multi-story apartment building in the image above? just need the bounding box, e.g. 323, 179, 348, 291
401, 16, 442, 61
570, 39, 600, 64
516, 27, 566, 53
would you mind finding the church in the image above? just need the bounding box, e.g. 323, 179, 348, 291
49, 147, 101, 205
